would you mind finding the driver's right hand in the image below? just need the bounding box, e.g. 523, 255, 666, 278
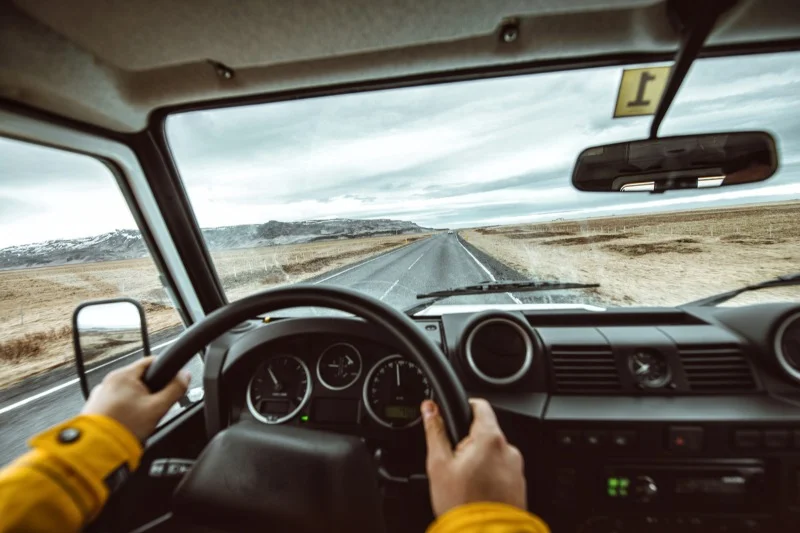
421, 398, 527, 517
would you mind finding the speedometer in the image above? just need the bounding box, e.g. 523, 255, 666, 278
247, 354, 312, 424
363, 355, 432, 429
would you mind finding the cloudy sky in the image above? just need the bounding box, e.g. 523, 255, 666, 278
1, 51, 799, 248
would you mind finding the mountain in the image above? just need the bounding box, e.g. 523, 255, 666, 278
0, 218, 432, 269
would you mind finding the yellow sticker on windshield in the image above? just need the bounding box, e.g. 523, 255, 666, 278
613, 66, 672, 118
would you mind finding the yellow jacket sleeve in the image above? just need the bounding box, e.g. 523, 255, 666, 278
427, 502, 550, 533
0, 414, 142, 533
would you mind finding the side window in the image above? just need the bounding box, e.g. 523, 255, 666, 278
0, 137, 189, 465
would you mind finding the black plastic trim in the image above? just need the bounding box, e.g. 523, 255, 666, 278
129, 131, 226, 313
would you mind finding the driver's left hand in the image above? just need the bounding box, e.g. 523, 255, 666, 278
82, 356, 190, 441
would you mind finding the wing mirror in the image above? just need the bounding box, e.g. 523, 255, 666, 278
72, 298, 150, 399
572, 131, 777, 193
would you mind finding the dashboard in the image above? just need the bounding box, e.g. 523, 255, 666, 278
204, 302, 800, 532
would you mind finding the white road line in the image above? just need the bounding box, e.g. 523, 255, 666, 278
0, 339, 177, 416
313, 241, 420, 284
507, 293, 523, 304
407, 253, 425, 270
456, 237, 521, 305
456, 238, 496, 281
379, 280, 400, 300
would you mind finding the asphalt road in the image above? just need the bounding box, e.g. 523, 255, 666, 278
0, 232, 559, 466
305, 232, 527, 308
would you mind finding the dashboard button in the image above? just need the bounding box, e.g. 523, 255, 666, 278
555, 430, 580, 449
734, 430, 761, 449
764, 429, 789, 449
668, 426, 703, 452
611, 430, 637, 449
583, 430, 608, 448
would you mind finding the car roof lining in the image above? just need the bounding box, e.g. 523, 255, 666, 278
1, 0, 799, 133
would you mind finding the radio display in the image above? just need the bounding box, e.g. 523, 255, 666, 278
676, 476, 747, 495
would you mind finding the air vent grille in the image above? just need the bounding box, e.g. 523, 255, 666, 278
679, 345, 756, 392
551, 345, 621, 392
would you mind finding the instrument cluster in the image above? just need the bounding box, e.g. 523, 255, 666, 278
243, 336, 432, 430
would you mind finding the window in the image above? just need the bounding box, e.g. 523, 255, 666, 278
0, 138, 192, 466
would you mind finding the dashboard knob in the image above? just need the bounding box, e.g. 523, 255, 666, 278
634, 475, 658, 503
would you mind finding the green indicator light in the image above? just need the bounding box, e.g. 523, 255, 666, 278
620, 489, 628, 497
607, 488, 617, 497
608, 478, 619, 488
300, 415, 309, 422
620, 478, 630, 488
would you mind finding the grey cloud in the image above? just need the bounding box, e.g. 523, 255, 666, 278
0, 196, 36, 222
3, 51, 800, 249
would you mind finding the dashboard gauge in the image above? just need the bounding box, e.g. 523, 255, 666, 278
317, 343, 362, 390
363, 355, 432, 429
247, 354, 312, 424
628, 350, 671, 389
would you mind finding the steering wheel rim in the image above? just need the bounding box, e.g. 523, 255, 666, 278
144, 284, 472, 443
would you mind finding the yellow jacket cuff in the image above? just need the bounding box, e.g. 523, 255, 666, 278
427, 502, 550, 533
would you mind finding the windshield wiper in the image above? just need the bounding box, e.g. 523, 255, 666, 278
405, 280, 599, 315
404, 280, 600, 316
681, 272, 800, 307
416, 280, 600, 300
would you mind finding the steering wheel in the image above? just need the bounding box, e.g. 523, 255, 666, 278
141, 285, 472, 532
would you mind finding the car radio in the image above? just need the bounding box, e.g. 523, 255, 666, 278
601, 462, 766, 511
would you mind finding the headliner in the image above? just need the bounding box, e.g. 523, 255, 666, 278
1, 0, 798, 132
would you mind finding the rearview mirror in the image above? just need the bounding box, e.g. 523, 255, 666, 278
572, 131, 777, 193
72, 299, 150, 399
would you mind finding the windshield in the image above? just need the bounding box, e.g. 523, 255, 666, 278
167, 51, 800, 313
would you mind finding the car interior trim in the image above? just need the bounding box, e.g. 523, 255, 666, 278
465, 317, 534, 386
773, 311, 800, 383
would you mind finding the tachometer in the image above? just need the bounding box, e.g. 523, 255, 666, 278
247, 354, 312, 424
317, 343, 362, 390
363, 355, 432, 429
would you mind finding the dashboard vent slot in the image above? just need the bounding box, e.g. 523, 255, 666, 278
679, 345, 756, 392
551, 345, 621, 392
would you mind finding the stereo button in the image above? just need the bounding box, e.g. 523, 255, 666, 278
668, 426, 703, 452
764, 429, 789, 449
734, 430, 761, 449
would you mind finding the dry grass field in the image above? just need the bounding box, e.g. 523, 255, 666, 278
0, 233, 423, 389
463, 201, 800, 307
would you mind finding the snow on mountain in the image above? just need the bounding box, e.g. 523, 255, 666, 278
0, 219, 432, 269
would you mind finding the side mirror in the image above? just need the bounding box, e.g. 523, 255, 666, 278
572, 131, 778, 193
72, 298, 150, 399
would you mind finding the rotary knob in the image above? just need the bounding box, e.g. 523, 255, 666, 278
634, 475, 658, 503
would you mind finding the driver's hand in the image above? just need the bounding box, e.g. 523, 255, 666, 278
82, 356, 190, 441
421, 398, 527, 516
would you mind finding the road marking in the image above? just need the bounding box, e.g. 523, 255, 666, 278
407, 254, 425, 270
456, 237, 521, 305
0, 339, 177, 416
379, 280, 400, 300
313, 240, 421, 284
507, 293, 523, 304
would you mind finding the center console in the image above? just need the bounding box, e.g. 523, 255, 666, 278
539, 414, 800, 532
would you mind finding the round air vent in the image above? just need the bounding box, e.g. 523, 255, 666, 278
465, 317, 534, 385
775, 312, 800, 382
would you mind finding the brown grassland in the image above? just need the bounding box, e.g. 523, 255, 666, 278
462, 201, 800, 307
0, 234, 424, 389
